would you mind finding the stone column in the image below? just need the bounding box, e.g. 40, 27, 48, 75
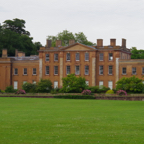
92, 52, 96, 86
116, 58, 119, 83
39, 52, 43, 81
59, 52, 64, 87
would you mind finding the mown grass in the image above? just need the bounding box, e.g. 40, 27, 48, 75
0, 98, 144, 144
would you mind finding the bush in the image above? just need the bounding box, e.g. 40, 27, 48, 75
22, 82, 37, 93
1, 90, 5, 93
50, 88, 60, 94
112, 88, 117, 93
5, 85, 16, 93
36, 79, 52, 93
82, 89, 91, 95
117, 90, 127, 96
87, 86, 110, 93
106, 90, 114, 94
54, 95, 95, 99
15, 89, 26, 94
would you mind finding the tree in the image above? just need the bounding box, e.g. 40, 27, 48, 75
131, 47, 144, 59
47, 30, 95, 47
0, 18, 42, 56
60, 74, 87, 93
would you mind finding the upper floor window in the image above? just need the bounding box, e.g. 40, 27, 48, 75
76, 53, 80, 61
54, 54, 58, 61
122, 67, 126, 75
99, 53, 103, 61
109, 53, 113, 61
54, 66, 58, 75
66, 66, 70, 75
85, 53, 89, 61
108, 66, 113, 75
23, 68, 27, 75
45, 66, 49, 75
33, 68, 36, 75
132, 67, 136, 75
14, 68, 18, 75
99, 66, 103, 75
142, 67, 144, 74
85, 66, 89, 75
75, 66, 80, 75
66, 53, 70, 61
46, 54, 49, 61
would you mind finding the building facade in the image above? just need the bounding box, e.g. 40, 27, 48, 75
0, 38, 143, 90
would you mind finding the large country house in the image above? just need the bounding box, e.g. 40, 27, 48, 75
0, 38, 144, 90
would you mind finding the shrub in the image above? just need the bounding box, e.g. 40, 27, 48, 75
22, 82, 37, 93
106, 90, 114, 94
0, 89, 1, 92
36, 79, 52, 93
87, 86, 110, 93
50, 88, 60, 94
16, 89, 26, 94
112, 88, 117, 93
5, 85, 16, 93
82, 89, 91, 95
1, 90, 5, 93
54, 95, 95, 99
117, 90, 127, 96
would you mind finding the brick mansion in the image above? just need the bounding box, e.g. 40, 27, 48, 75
0, 38, 144, 90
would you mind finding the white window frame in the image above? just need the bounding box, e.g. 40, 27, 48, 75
99, 53, 104, 61
99, 81, 103, 87
45, 66, 49, 75
54, 66, 58, 75
14, 81, 18, 89
66, 53, 70, 61
132, 67, 136, 75
109, 53, 113, 61
33, 68, 36, 75
142, 67, 144, 74
33, 81, 36, 84
85, 81, 89, 86
76, 53, 80, 61
75, 65, 80, 75
46, 54, 50, 61
54, 81, 58, 89
85, 53, 89, 61
122, 67, 126, 75
108, 66, 113, 75
54, 54, 58, 61
99, 66, 103, 75
23, 68, 27, 75
66, 66, 70, 75
85, 65, 89, 75
108, 81, 113, 90
23, 81, 27, 84
14, 68, 18, 75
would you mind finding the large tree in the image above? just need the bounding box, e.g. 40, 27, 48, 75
47, 30, 95, 47
0, 18, 42, 56
131, 47, 144, 59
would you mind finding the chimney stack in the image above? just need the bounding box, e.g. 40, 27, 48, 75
110, 39, 116, 46
56, 40, 62, 47
46, 40, 52, 48
97, 39, 103, 47
2, 49, 7, 58
15, 49, 18, 57
122, 38, 126, 48
69, 39, 75, 45
18, 52, 25, 57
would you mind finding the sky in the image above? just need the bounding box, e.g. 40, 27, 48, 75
0, 0, 144, 49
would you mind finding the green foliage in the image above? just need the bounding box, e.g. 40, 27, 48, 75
5, 85, 16, 93
131, 47, 144, 59
106, 90, 114, 94
60, 74, 87, 93
36, 79, 52, 93
47, 30, 95, 47
116, 76, 144, 93
87, 86, 110, 93
1, 90, 5, 93
50, 88, 60, 94
22, 82, 37, 93
54, 95, 95, 99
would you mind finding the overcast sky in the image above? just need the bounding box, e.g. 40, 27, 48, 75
0, 0, 144, 49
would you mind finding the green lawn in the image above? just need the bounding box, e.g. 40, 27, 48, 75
0, 98, 144, 144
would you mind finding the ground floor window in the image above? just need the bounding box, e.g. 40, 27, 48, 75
54, 81, 58, 89
108, 81, 113, 90
85, 81, 89, 86
23, 81, 27, 84
14, 81, 18, 89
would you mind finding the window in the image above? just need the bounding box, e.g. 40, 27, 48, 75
33, 68, 36, 75
46, 54, 49, 61
99, 53, 103, 61
108, 66, 113, 75
23, 81, 27, 84
132, 67, 136, 75
142, 81, 144, 84
66, 66, 70, 75
54, 54, 58, 61
54, 66, 58, 75
54, 81, 58, 89
99, 81, 103, 87
85, 66, 89, 75
23, 68, 27, 75
109, 53, 113, 61
45, 66, 49, 75
108, 81, 113, 90
14, 68, 18, 75
14, 81, 18, 89
76, 53, 80, 61
99, 66, 103, 75
85, 81, 89, 86
142, 67, 144, 74
33, 81, 36, 84
122, 67, 126, 75
66, 53, 70, 61
75, 66, 80, 75
85, 53, 89, 61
